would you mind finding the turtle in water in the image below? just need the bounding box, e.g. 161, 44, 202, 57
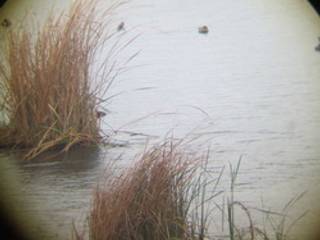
198, 25, 209, 34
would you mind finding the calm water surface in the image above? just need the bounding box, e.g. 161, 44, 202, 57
1, 0, 320, 239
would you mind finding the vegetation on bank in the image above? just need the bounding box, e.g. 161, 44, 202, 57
0, 0, 120, 160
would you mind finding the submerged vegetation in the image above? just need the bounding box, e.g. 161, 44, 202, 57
0, 0, 122, 159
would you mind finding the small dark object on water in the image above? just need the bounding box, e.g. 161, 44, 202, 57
198, 25, 209, 34
315, 37, 320, 52
117, 22, 124, 31
1, 18, 11, 28
96, 111, 107, 118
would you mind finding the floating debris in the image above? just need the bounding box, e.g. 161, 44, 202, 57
1, 18, 11, 28
117, 21, 124, 31
198, 25, 209, 34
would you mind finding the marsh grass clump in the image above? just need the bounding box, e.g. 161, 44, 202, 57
77, 141, 220, 240
71, 143, 307, 240
0, 0, 121, 159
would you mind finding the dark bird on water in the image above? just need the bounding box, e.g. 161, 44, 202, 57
315, 37, 320, 52
96, 111, 107, 119
117, 22, 125, 31
198, 25, 209, 34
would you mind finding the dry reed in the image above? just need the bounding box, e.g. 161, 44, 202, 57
77, 141, 217, 240
0, 0, 121, 159
71, 143, 306, 240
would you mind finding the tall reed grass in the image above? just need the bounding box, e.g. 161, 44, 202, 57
73, 141, 221, 240
71, 142, 307, 240
0, 0, 121, 159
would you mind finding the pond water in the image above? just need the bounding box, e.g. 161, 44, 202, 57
1, 0, 320, 239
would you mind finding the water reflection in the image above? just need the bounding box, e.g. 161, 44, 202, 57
1, 147, 107, 240
17, 146, 102, 175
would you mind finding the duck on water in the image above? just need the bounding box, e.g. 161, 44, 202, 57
198, 25, 209, 34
